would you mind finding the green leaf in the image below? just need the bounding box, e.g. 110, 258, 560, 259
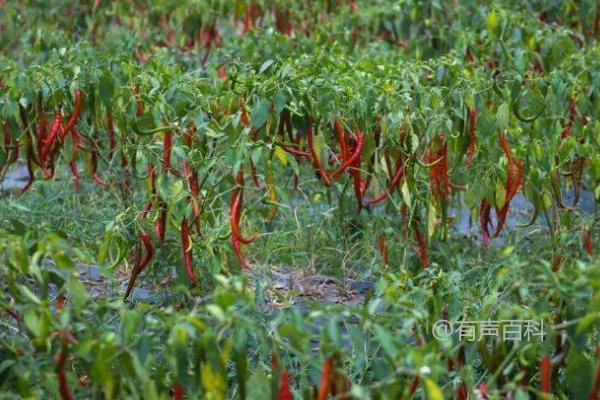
496, 103, 510, 131
251, 100, 270, 129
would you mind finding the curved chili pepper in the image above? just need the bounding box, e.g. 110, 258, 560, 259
62, 90, 82, 140
91, 152, 108, 186
135, 84, 144, 117
180, 217, 197, 284
231, 235, 251, 270
55, 337, 74, 400
540, 356, 551, 394
230, 186, 258, 244
172, 383, 184, 400
40, 112, 63, 167
307, 122, 331, 186
276, 369, 292, 400
466, 106, 477, 168
182, 159, 201, 234
154, 201, 167, 242
124, 231, 155, 299
335, 120, 349, 160
69, 161, 80, 192
22, 149, 35, 193
249, 159, 261, 188
493, 132, 523, 237
280, 145, 311, 158
584, 227, 593, 256
316, 357, 333, 400
329, 129, 364, 179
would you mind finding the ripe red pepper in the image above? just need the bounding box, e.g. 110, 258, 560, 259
90, 152, 108, 186
427, 133, 450, 203
584, 227, 593, 256
124, 231, 155, 299
154, 201, 167, 242
69, 161, 80, 192
230, 170, 258, 244
466, 106, 477, 168
377, 234, 388, 265
231, 235, 251, 270
40, 112, 63, 168
249, 159, 261, 188
329, 129, 364, 179
62, 89, 83, 139
180, 217, 197, 284
22, 148, 35, 193
457, 382, 468, 400
182, 158, 201, 234
276, 369, 292, 400
540, 356, 551, 394
480, 199, 492, 245
409, 376, 420, 395
172, 383, 184, 400
479, 383, 488, 399
55, 337, 74, 400
316, 357, 333, 400
135, 84, 144, 117
493, 131, 523, 237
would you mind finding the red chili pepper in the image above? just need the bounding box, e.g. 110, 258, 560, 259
409, 376, 420, 395
40, 112, 63, 167
377, 234, 388, 265
240, 107, 250, 127
276, 369, 292, 400
466, 106, 477, 168
180, 218, 197, 284
90, 152, 108, 186
479, 383, 488, 399
162, 130, 172, 173
182, 159, 201, 234
172, 383, 184, 400
107, 111, 116, 158
457, 382, 468, 400
249, 159, 261, 188
218, 66, 227, 80
412, 219, 428, 268
316, 357, 333, 400
135, 84, 144, 117
154, 201, 167, 242
307, 122, 331, 187
281, 145, 311, 158
230, 170, 258, 244
124, 231, 155, 299
493, 131, 523, 237
584, 227, 594, 256
231, 235, 251, 270
62, 89, 83, 139
551, 254, 563, 272
540, 356, 551, 394
329, 129, 364, 179
55, 337, 74, 400
335, 120, 349, 160
69, 161, 80, 192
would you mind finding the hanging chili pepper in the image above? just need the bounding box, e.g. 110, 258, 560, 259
329, 129, 364, 179
409, 376, 420, 396
584, 227, 593, 256
182, 158, 201, 234
135, 84, 144, 117
22, 148, 35, 193
172, 383, 184, 400
307, 122, 331, 187
232, 235, 251, 270
230, 170, 258, 244
62, 89, 83, 139
493, 131, 523, 237
427, 133, 451, 203
107, 111, 116, 158
466, 106, 477, 168
90, 151, 107, 186
316, 357, 333, 400
478, 383, 488, 400
276, 369, 292, 400
249, 159, 261, 188
540, 356, 551, 394
55, 336, 74, 400
154, 201, 167, 242
124, 231, 155, 299
480, 199, 492, 245
180, 217, 197, 284
457, 382, 468, 400
69, 161, 80, 192
40, 112, 63, 169
551, 254, 563, 272
377, 233, 388, 265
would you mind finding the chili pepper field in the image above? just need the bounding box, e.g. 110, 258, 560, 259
1, 1, 600, 399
